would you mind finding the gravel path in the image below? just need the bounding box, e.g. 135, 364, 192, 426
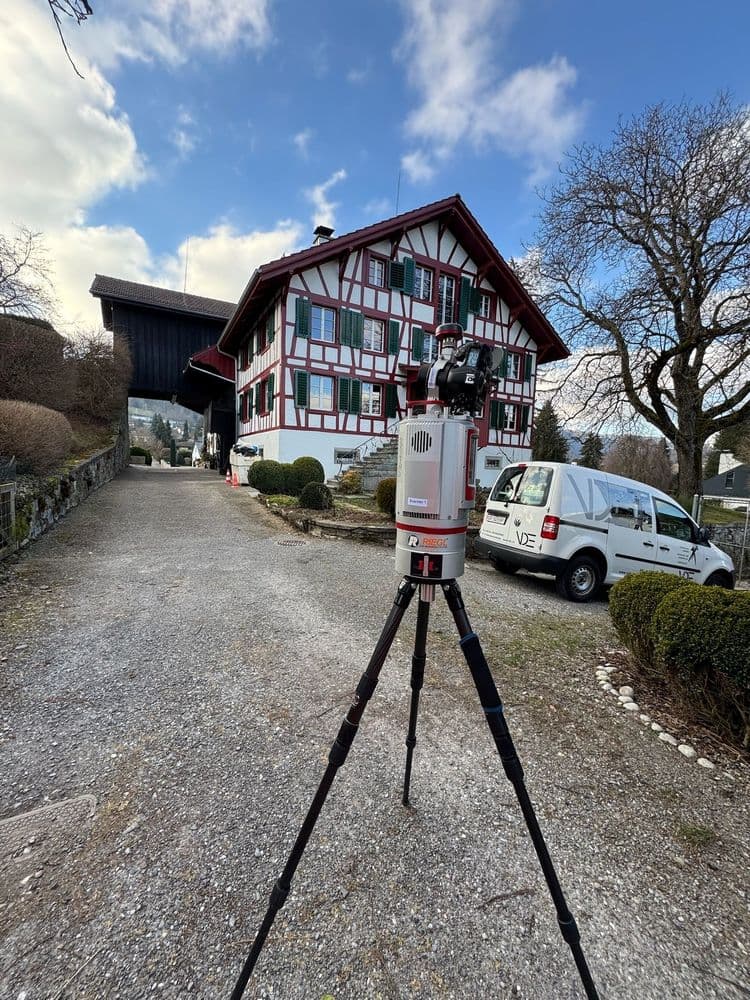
1, 466, 748, 1000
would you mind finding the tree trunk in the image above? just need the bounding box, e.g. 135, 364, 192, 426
676, 439, 703, 502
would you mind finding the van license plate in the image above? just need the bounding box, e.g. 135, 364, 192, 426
486, 512, 508, 524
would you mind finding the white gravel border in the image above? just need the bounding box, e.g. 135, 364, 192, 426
594, 652, 716, 770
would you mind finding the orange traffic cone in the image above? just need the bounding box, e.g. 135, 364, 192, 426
232, 470, 240, 488
225, 468, 232, 485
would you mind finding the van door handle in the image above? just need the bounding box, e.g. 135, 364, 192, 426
643, 541, 654, 548
659, 545, 670, 552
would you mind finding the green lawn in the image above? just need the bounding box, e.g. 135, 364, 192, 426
701, 502, 748, 525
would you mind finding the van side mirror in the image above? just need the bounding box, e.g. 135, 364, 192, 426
697, 526, 710, 544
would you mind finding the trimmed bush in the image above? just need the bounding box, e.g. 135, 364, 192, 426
248, 459, 287, 494
651, 587, 750, 746
176, 447, 191, 467
279, 463, 295, 494
0, 399, 72, 474
375, 477, 397, 519
609, 571, 695, 666
287, 456, 325, 495
299, 481, 333, 510
130, 446, 152, 466
0, 315, 75, 412
68, 332, 131, 423
338, 469, 362, 495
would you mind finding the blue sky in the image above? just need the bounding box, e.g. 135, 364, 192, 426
1, 0, 748, 330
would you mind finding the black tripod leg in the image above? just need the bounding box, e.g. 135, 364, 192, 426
402, 596, 430, 806
441, 580, 600, 1000
230, 577, 418, 1000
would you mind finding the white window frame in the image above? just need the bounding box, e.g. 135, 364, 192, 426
368, 256, 386, 287
361, 383, 382, 416
421, 332, 439, 363
507, 351, 521, 380
479, 293, 492, 319
311, 305, 336, 343
438, 274, 455, 324
503, 404, 517, 431
309, 374, 334, 410
363, 316, 384, 352
414, 264, 433, 301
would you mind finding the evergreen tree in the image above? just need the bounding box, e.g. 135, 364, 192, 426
150, 413, 162, 439
164, 419, 173, 444
182, 419, 189, 440
579, 432, 604, 469
703, 448, 720, 479
532, 401, 569, 462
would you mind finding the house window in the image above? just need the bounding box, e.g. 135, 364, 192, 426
361, 383, 382, 416
503, 405, 517, 431
363, 317, 384, 352
414, 264, 433, 301
311, 305, 336, 343
368, 256, 387, 287
506, 352, 521, 380
438, 274, 455, 324
485, 456, 502, 470
309, 374, 334, 410
479, 293, 492, 319
421, 332, 439, 363
240, 393, 249, 422
725, 470, 735, 489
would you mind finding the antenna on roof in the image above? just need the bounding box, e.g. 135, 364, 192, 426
183, 236, 190, 294
395, 166, 401, 215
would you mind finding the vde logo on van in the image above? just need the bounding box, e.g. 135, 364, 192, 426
475, 461, 735, 603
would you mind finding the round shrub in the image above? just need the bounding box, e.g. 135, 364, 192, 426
130, 446, 152, 466
375, 477, 397, 519
279, 463, 295, 494
248, 459, 287, 494
299, 481, 333, 510
176, 447, 191, 467
338, 469, 362, 495
609, 571, 695, 663
0, 399, 72, 474
287, 456, 325, 495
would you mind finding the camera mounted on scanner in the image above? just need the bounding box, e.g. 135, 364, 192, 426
395, 323, 504, 583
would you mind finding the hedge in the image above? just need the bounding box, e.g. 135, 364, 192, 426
286, 456, 325, 495
130, 446, 152, 466
610, 571, 750, 749
248, 459, 287, 494
299, 481, 333, 510
0, 399, 73, 474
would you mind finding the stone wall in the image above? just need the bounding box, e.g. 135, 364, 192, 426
10, 417, 129, 551
708, 523, 750, 580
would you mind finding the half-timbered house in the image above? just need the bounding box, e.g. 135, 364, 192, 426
219, 195, 568, 486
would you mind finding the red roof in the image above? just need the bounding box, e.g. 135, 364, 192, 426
189, 344, 235, 381
218, 194, 568, 363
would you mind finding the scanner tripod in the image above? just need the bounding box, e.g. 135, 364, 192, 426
230, 576, 600, 999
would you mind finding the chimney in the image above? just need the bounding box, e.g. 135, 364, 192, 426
313, 225, 334, 246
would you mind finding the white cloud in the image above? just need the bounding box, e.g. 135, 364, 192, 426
401, 151, 436, 183
363, 197, 392, 218
396, 0, 584, 182
293, 128, 314, 159
76, 0, 273, 70
305, 169, 347, 229
0, 0, 146, 232
171, 107, 198, 159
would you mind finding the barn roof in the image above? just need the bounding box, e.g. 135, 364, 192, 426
90, 275, 236, 326
218, 194, 569, 362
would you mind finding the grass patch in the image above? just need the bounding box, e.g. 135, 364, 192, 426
338, 496, 377, 511
675, 822, 717, 849
498, 612, 613, 669
701, 503, 747, 525
265, 494, 299, 507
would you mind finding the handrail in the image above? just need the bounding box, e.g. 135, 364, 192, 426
335, 418, 401, 476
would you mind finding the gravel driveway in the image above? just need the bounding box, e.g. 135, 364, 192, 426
1, 466, 748, 1000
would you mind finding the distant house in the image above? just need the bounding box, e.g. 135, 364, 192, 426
702, 462, 750, 504
218, 194, 569, 486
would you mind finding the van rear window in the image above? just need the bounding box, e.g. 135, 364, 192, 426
490, 466, 524, 501
514, 466, 553, 507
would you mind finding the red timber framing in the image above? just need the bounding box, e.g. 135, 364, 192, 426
221, 195, 568, 453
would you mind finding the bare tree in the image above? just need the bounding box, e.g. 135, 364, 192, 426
47, 0, 93, 79
0, 227, 55, 319
532, 94, 750, 498
602, 436, 673, 492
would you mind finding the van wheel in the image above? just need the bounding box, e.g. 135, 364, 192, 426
556, 556, 601, 603
704, 571, 734, 589
491, 558, 518, 574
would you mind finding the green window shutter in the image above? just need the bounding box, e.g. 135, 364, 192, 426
338, 377, 350, 412
498, 402, 506, 429
499, 349, 508, 378
411, 326, 424, 362
266, 372, 275, 411
521, 405, 530, 433
458, 275, 471, 328
490, 400, 499, 430
349, 379, 361, 414
294, 370, 309, 407
295, 297, 310, 338
470, 287, 482, 313
339, 307, 351, 347
248, 333, 255, 362
254, 382, 262, 415
386, 382, 398, 418
267, 312, 275, 345
524, 353, 534, 381
403, 257, 415, 295
352, 311, 363, 349
388, 319, 400, 355
247, 390, 254, 419
388, 260, 405, 290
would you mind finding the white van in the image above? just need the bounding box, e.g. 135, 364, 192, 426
476, 462, 735, 602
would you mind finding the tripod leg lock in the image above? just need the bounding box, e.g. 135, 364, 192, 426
270, 878, 290, 911
557, 914, 581, 947
329, 719, 358, 767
